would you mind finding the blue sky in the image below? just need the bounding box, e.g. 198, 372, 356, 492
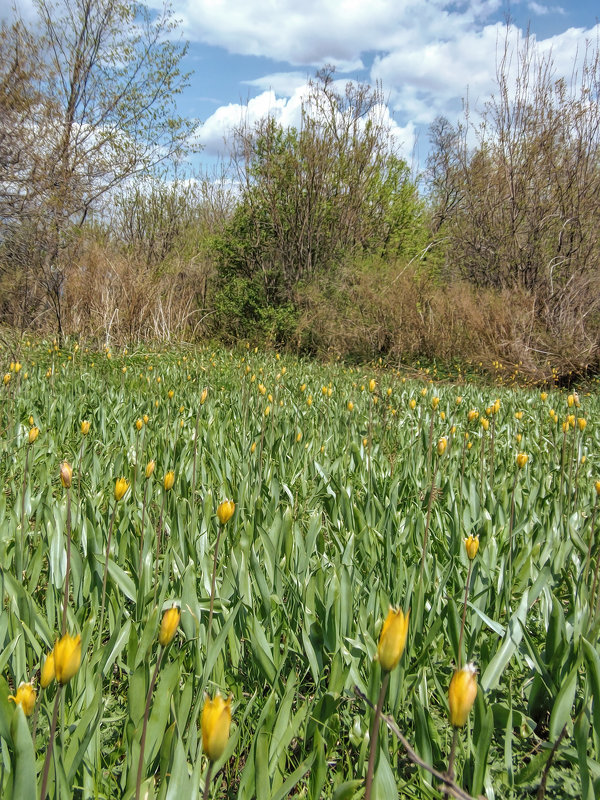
6, 0, 600, 171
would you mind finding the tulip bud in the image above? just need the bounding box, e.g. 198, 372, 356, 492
143, 414, 149, 424
159, 606, 180, 647
432, 396, 440, 409
115, 477, 129, 501
369, 379, 376, 393
81, 420, 90, 435
168, 390, 174, 400
145, 460, 155, 478
516, 452, 528, 469
376, 607, 409, 672
217, 500, 235, 525
202, 693, 232, 761
409, 399, 416, 410
578, 418, 587, 431
60, 461, 73, 489
464, 535, 479, 560
347, 401, 354, 412
28, 426, 39, 444
135, 418, 143, 431
468, 410, 478, 422
595, 481, 600, 496
250, 441, 257, 454
448, 663, 478, 727
481, 418, 489, 431
437, 437, 447, 456
53, 633, 82, 684
540, 392, 548, 402
40, 652, 55, 688
164, 470, 175, 491
8, 682, 36, 716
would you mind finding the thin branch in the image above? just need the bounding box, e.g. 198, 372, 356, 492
353, 686, 480, 800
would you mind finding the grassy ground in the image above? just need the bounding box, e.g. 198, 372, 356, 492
0, 341, 599, 799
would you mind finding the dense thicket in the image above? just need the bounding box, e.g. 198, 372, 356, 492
1, 16, 599, 380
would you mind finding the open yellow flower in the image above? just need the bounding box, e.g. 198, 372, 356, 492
53, 633, 82, 685
376, 607, 409, 672
9, 682, 36, 716
115, 477, 129, 501
448, 663, 477, 727
202, 693, 232, 761
516, 452, 528, 469
217, 500, 235, 525
159, 606, 180, 647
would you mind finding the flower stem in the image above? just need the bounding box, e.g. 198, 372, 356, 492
457, 560, 473, 669
40, 685, 62, 799
365, 670, 390, 800
207, 523, 224, 651
62, 487, 71, 635
135, 647, 164, 800
153, 490, 166, 606
98, 501, 117, 646
202, 761, 214, 800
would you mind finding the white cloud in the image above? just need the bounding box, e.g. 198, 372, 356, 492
156, 0, 504, 69
196, 82, 417, 164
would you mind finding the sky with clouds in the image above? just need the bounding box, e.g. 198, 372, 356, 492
5, 0, 600, 170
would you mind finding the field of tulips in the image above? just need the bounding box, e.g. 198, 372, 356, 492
1, 342, 599, 799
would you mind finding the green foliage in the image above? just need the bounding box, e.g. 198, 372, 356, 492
0, 342, 599, 797
213, 69, 426, 338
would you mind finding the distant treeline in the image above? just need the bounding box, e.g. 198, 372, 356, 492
1, 5, 599, 381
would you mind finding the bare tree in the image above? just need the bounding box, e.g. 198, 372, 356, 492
0, 0, 196, 339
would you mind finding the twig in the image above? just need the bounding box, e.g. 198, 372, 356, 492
353, 686, 479, 800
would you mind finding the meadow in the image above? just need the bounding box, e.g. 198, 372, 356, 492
0, 342, 599, 799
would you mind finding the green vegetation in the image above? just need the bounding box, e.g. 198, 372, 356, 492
2, 6, 599, 381
0, 343, 599, 798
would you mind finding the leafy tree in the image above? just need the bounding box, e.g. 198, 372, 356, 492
213, 68, 425, 342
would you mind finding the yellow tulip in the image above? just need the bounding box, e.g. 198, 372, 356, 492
467, 410, 478, 422
437, 437, 448, 456
159, 606, 180, 647
369, 379, 376, 393
53, 633, 82, 685
60, 461, 73, 489
432, 396, 440, 409
409, 398, 416, 410
347, 401, 354, 412
8, 682, 36, 716
164, 470, 175, 491
540, 392, 548, 402
40, 652, 55, 688
516, 452, 528, 469
449, 663, 477, 727
28, 426, 39, 444
135, 418, 143, 431
376, 607, 410, 672
81, 420, 90, 435
145, 460, 156, 478
202, 693, 232, 761
115, 477, 129, 501
168, 389, 174, 399
143, 414, 149, 424
481, 418, 489, 431
578, 418, 587, 431
217, 500, 235, 525
464, 535, 479, 560
595, 480, 600, 496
